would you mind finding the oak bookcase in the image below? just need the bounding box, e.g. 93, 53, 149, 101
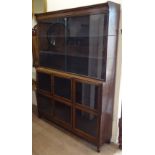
35, 1, 120, 152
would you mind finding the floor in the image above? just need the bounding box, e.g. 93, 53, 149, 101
32, 108, 122, 155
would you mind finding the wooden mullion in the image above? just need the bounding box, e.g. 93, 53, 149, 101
37, 90, 52, 98
53, 97, 72, 106
36, 67, 104, 84
75, 104, 98, 116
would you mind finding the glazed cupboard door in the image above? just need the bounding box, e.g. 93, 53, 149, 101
37, 93, 54, 120
66, 13, 108, 80
74, 108, 98, 138
38, 13, 108, 80
53, 75, 72, 101
74, 81, 99, 110
74, 79, 102, 110
53, 75, 72, 127
73, 79, 102, 139
53, 100, 72, 127
38, 17, 67, 71
37, 72, 52, 94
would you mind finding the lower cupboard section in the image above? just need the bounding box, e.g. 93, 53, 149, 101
37, 93, 54, 118
37, 92, 99, 143
74, 109, 98, 137
54, 100, 71, 125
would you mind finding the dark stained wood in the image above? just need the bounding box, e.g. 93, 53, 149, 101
37, 89, 52, 97
74, 104, 98, 116
73, 127, 97, 143
35, 3, 109, 22
119, 108, 122, 149
107, 2, 120, 36
35, 1, 120, 152
37, 67, 104, 85
32, 25, 39, 67
53, 96, 72, 106
96, 85, 103, 152
75, 102, 98, 113
32, 79, 36, 91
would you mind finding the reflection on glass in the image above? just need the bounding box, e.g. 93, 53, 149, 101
54, 77, 71, 100
38, 72, 51, 92
54, 101, 71, 124
75, 82, 98, 109
75, 109, 97, 137
39, 18, 66, 70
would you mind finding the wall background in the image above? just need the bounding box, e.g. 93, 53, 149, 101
32, 0, 122, 144
33, 0, 44, 13
47, 0, 121, 11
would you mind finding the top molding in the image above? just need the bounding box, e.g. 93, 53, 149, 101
35, 1, 119, 21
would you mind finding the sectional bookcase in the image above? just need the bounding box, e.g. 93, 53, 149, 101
35, 1, 120, 152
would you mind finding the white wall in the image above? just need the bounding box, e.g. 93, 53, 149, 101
32, 0, 45, 27
32, 16, 37, 27
111, 9, 122, 143
35, 0, 122, 144
34, 0, 44, 13
47, 0, 121, 11
32, 91, 37, 105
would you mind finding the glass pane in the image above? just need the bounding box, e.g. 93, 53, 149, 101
37, 94, 53, 116
54, 101, 71, 124
75, 109, 97, 137
75, 82, 98, 109
54, 76, 71, 100
38, 13, 107, 80
66, 14, 107, 80
39, 18, 66, 71
37, 72, 51, 92
66, 15, 89, 76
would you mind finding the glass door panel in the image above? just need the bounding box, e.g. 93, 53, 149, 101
54, 76, 71, 100
37, 93, 54, 117
75, 81, 98, 110
66, 14, 107, 80
39, 18, 66, 70
54, 100, 71, 124
38, 13, 107, 80
37, 72, 52, 93
75, 109, 97, 137
66, 15, 89, 76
